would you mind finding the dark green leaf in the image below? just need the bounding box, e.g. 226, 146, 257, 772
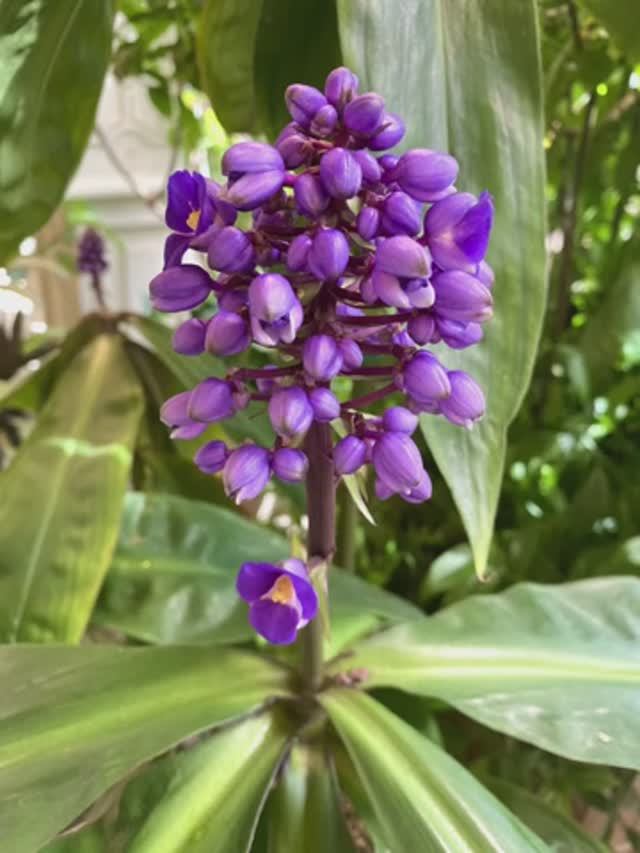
0, 0, 114, 262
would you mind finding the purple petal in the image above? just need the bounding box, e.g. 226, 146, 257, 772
249, 600, 300, 645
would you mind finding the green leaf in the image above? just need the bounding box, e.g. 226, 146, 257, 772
129, 711, 290, 853
0, 0, 113, 262
267, 743, 355, 853
337, 0, 546, 576
330, 578, 640, 768
485, 778, 607, 853
95, 492, 420, 648
0, 334, 144, 642
0, 644, 290, 852
579, 0, 640, 62
321, 690, 547, 852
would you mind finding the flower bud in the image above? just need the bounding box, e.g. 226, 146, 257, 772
319, 148, 362, 199
334, 435, 367, 474
375, 235, 431, 279
355, 206, 379, 242
268, 386, 314, 438
324, 66, 359, 107
360, 274, 377, 304
287, 234, 312, 272
150, 264, 212, 312
308, 229, 349, 281
194, 440, 229, 474
188, 378, 236, 422
248, 273, 303, 346
379, 154, 399, 171
310, 103, 338, 137
338, 338, 363, 369
294, 173, 330, 218
475, 260, 495, 289
171, 423, 206, 441
277, 131, 310, 168
437, 319, 483, 349
222, 142, 284, 176
205, 311, 250, 356
378, 468, 432, 503
303, 334, 344, 380
172, 318, 206, 356
432, 270, 493, 323
160, 391, 191, 427
351, 150, 382, 183
372, 432, 425, 494
369, 112, 406, 151
401, 352, 451, 405
308, 387, 340, 422
272, 448, 309, 482
424, 191, 494, 271
207, 226, 255, 273
382, 406, 419, 435
404, 278, 435, 309
381, 192, 421, 236
439, 371, 485, 428
344, 92, 385, 135
285, 84, 327, 126
223, 445, 272, 504
407, 314, 436, 345
224, 171, 285, 211
391, 149, 458, 202
218, 288, 247, 313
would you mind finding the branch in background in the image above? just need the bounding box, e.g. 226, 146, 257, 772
95, 125, 164, 222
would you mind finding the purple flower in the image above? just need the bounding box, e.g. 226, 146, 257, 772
272, 448, 309, 482
287, 234, 312, 271
372, 270, 434, 310
236, 559, 318, 645
389, 149, 458, 202
222, 142, 284, 176
338, 339, 363, 369
194, 440, 229, 474
310, 104, 338, 137
294, 173, 330, 218
324, 66, 359, 107
320, 148, 362, 199
439, 370, 485, 428
308, 229, 350, 281
343, 93, 385, 136
172, 318, 206, 356
369, 112, 405, 151
77, 228, 108, 278
207, 226, 255, 273
437, 319, 483, 349
351, 150, 382, 184
381, 192, 422, 237
375, 235, 431, 279
432, 270, 493, 323
248, 274, 303, 346
268, 386, 314, 438
149, 265, 212, 312
407, 314, 437, 345
401, 352, 451, 406
382, 406, 418, 435
165, 170, 215, 235
205, 311, 250, 356
372, 432, 431, 502
285, 85, 327, 127
356, 206, 381, 241
160, 391, 192, 428
225, 171, 285, 211
308, 387, 340, 422
277, 128, 310, 168
476, 260, 495, 288
424, 191, 494, 271
188, 378, 237, 423
375, 468, 432, 504
334, 435, 367, 474
303, 334, 344, 381
223, 445, 272, 504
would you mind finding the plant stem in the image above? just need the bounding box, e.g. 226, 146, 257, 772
301, 421, 335, 692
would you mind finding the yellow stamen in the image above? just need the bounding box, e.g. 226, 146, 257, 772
186, 208, 201, 230
266, 575, 296, 605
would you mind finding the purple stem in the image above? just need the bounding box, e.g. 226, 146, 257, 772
342, 382, 398, 412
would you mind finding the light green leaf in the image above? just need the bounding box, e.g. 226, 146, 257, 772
579, 0, 640, 61
0, 644, 290, 852
0, 0, 113, 262
267, 743, 355, 853
321, 690, 547, 852
337, 0, 547, 576
130, 711, 290, 853
0, 334, 144, 642
330, 578, 640, 767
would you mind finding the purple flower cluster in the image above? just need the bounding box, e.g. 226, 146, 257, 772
150, 66, 494, 644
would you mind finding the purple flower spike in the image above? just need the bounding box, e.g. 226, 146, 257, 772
439, 370, 485, 428
149, 265, 212, 312
432, 270, 493, 324
225, 171, 285, 211
248, 274, 303, 346
320, 148, 362, 199
205, 311, 250, 356
344, 93, 385, 136
369, 112, 406, 151
375, 235, 431, 279
207, 226, 255, 273
324, 66, 359, 107
223, 445, 272, 504
294, 173, 330, 218
356, 206, 381, 241
401, 352, 451, 406
372, 432, 427, 497
194, 440, 229, 474
382, 406, 418, 435
172, 318, 206, 356
425, 191, 494, 271
268, 386, 314, 438
165, 170, 214, 235
285, 84, 327, 127
310, 103, 338, 137
381, 192, 422, 237
188, 378, 236, 423
303, 334, 344, 380
272, 448, 309, 483
308, 387, 341, 422
308, 229, 350, 281
391, 149, 458, 202
236, 559, 317, 645
287, 234, 312, 272
160, 391, 192, 427
222, 142, 284, 176
334, 435, 367, 475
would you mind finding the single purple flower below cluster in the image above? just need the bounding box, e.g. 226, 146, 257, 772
150, 65, 495, 644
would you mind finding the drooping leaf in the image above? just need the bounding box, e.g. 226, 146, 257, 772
337, 0, 546, 576
0, 644, 290, 852
129, 711, 290, 853
579, 0, 640, 62
330, 578, 640, 768
0, 0, 113, 262
321, 690, 547, 852
0, 334, 144, 642
94, 492, 420, 648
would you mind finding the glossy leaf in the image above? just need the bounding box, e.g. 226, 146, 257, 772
337, 0, 546, 575
267, 743, 354, 853
580, 1, 640, 61
0, 0, 113, 262
0, 334, 144, 642
0, 644, 290, 852
94, 492, 420, 648
130, 711, 290, 853
321, 690, 547, 852
330, 578, 640, 767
